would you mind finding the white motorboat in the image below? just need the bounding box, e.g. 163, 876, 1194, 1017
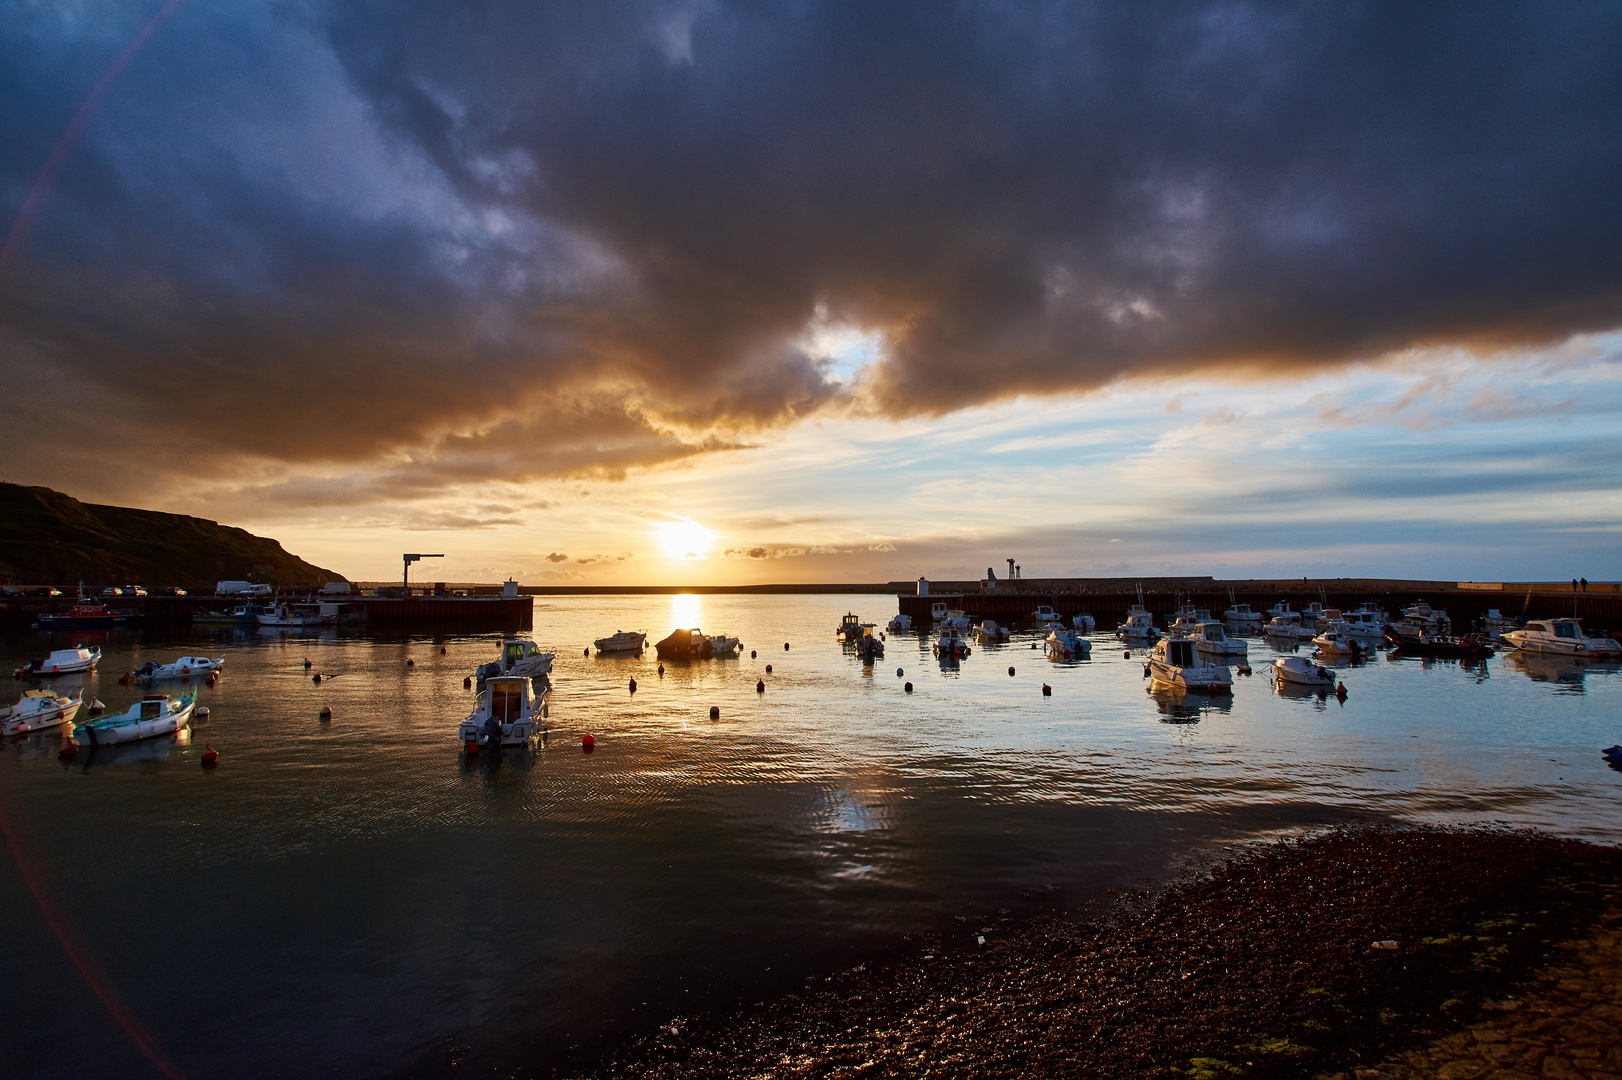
1045, 626, 1091, 660
1148, 638, 1232, 693
710, 634, 743, 657
939, 609, 971, 631
74, 690, 196, 746
135, 655, 225, 681
1264, 613, 1312, 639
1339, 607, 1388, 637
486, 638, 556, 678
458, 675, 545, 749
654, 628, 738, 660
1272, 656, 1336, 688
1300, 602, 1328, 629
1117, 604, 1159, 641
1030, 604, 1061, 624
1502, 618, 1621, 657
886, 613, 913, 633
934, 626, 971, 659
13, 645, 101, 678
2, 689, 84, 735
1401, 600, 1451, 634
929, 602, 950, 622
1223, 603, 1263, 626
257, 603, 334, 628
1480, 609, 1522, 638
594, 630, 647, 653
1190, 621, 1247, 658
974, 619, 1010, 643
1071, 612, 1096, 631
1311, 630, 1366, 657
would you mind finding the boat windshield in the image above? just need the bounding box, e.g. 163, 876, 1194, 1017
1200, 624, 1224, 641
1168, 641, 1195, 665
489, 681, 525, 722
1554, 621, 1579, 639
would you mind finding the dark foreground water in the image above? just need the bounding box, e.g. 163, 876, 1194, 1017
2, 594, 1618, 1079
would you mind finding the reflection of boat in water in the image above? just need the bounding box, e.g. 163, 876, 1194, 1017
1503, 650, 1615, 689
77, 734, 185, 768
1146, 684, 1232, 722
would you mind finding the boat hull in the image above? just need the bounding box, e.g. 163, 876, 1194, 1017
76, 699, 194, 746
2, 696, 82, 735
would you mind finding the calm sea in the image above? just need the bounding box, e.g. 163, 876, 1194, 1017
2, 593, 1618, 1078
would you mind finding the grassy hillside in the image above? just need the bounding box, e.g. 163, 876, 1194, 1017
0, 483, 343, 590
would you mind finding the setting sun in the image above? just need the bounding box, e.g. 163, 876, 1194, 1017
655, 520, 717, 560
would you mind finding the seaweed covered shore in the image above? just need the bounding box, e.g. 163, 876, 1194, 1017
583, 826, 1621, 1080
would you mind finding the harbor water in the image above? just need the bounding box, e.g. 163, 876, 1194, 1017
2, 593, 1619, 1078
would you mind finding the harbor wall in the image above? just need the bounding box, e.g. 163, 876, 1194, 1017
0, 594, 533, 631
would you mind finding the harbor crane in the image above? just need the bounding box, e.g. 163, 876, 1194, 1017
403, 553, 445, 592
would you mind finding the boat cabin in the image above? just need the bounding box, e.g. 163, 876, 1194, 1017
1525, 619, 1581, 640
1195, 622, 1227, 643
930, 602, 949, 621
1163, 639, 1198, 666
839, 613, 863, 637
502, 639, 549, 670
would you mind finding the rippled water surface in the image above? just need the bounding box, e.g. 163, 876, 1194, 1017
2, 594, 1619, 1078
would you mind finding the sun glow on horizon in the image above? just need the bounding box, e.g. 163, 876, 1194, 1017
654, 519, 717, 560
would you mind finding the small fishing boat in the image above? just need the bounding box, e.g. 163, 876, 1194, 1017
135, 655, 225, 681
1191, 621, 1247, 658
476, 638, 556, 682
35, 602, 141, 631
1502, 618, 1621, 657
1030, 604, 1061, 624
458, 675, 544, 749
886, 613, 913, 633
837, 613, 865, 640
193, 603, 266, 626
1, 689, 84, 735
1117, 604, 1159, 641
1311, 630, 1366, 658
1071, 612, 1096, 631
593, 630, 647, 653
1271, 656, 1335, 688
13, 645, 101, 678
1264, 614, 1312, 640
74, 690, 196, 746
933, 626, 971, 659
974, 619, 1010, 643
854, 630, 884, 664
940, 609, 971, 631
1264, 602, 1301, 624
1045, 626, 1091, 660
1149, 638, 1232, 693
929, 602, 950, 622
257, 603, 334, 628
1223, 602, 1263, 626
1338, 608, 1387, 637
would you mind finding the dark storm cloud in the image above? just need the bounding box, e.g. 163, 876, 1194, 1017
4, 0, 1622, 497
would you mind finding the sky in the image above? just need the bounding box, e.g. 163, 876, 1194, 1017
2, 1, 1620, 585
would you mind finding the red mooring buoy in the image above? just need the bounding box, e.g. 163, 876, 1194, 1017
201, 744, 219, 767
756, 679, 765, 692
1042, 684, 1052, 696
582, 734, 596, 752
464, 676, 472, 689
58, 740, 77, 758
903, 681, 913, 693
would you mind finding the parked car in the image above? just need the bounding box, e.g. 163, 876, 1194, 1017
102, 587, 124, 597
35, 587, 62, 597
1, 586, 21, 596
126, 586, 148, 596
158, 586, 188, 596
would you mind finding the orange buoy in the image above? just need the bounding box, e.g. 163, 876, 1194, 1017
205, 673, 216, 685
1042, 684, 1052, 696
1336, 682, 1348, 697
201, 744, 218, 767
1123, 651, 1130, 659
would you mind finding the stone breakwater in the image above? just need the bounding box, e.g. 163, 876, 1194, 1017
576, 827, 1621, 1080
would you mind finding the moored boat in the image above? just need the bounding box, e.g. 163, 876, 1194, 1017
35, 602, 141, 631
1271, 656, 1335, 688
1191, 621, 1247, 658
74, 690, 196, 746
13, 645, 101, 678
854, 630, 884, 664
886, 613, 913, 633
193, 603, 266, 626
974, 619, 1010, 643
1, 689, 84, 735
458, 675, 544, 749
1502, 617, 1620, 657
1387, 634, 1495, 660
257, 603, 334, 628
477, 638, 556, 681
1071, 612, 1096, 631
135, 655, 225, 681
1223, 602, 1263, 626
1045, 626, 1091, 660
1030, 604, 1061, 624
1149, 638, 1232, 692
934, 626, 971, 659
593, 630, 647, 653
837, 613, 865, 640
1117, 604, 1159, 641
